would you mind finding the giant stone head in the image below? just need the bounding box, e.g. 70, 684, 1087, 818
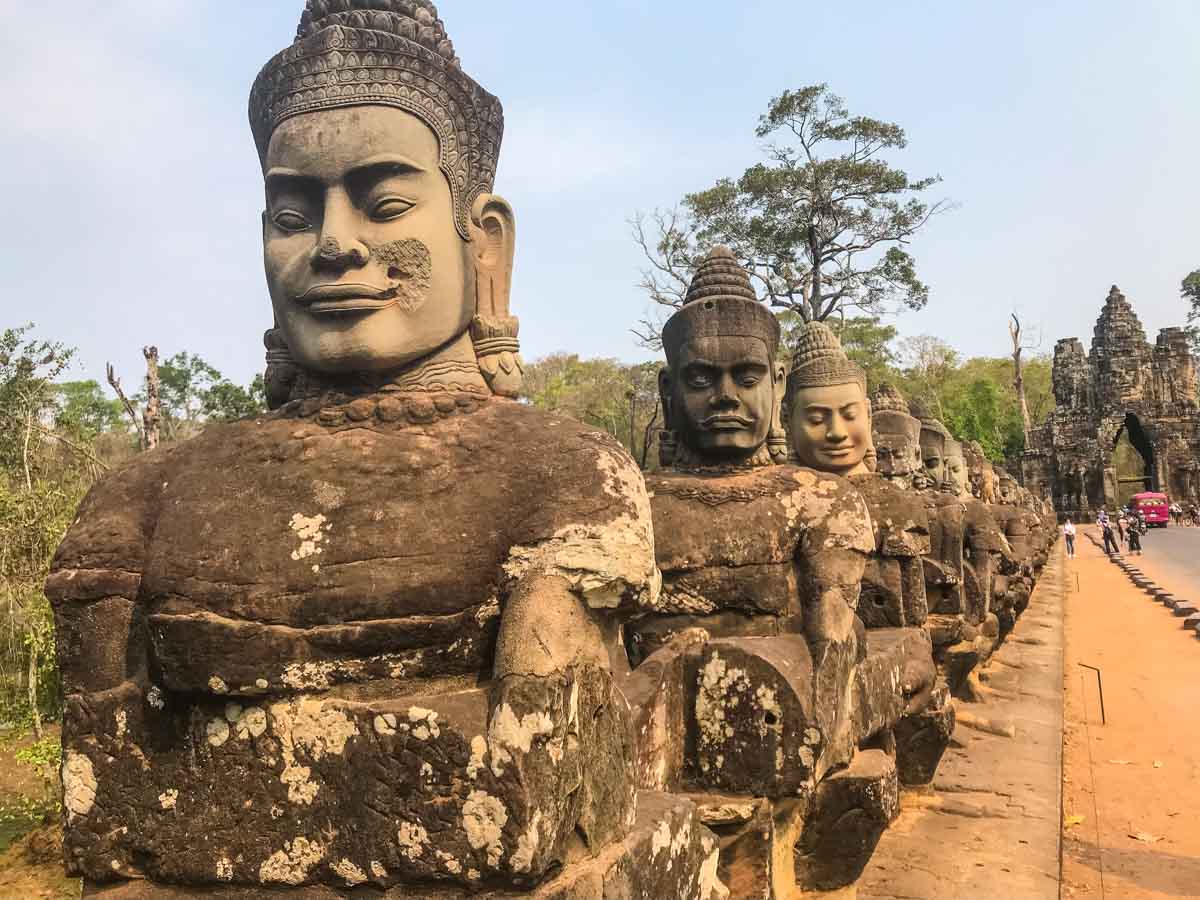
786, 322, 872, 476
659, 247, 785, 467
249, 0, 521, 401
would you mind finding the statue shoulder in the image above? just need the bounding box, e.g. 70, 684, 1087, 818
47, 443, 180, 599
783, 465, 875, 554
487, 403, 658, 609
484, 402, 648, 508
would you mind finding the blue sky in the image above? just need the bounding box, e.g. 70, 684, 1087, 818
2, 0, 1198, 390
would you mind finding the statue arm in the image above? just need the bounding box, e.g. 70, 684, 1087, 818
45, 455, 169, 697
482, 442, 657, 874
796, 478, 875, 653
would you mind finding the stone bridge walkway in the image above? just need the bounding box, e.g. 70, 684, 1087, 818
860, 545, 1065, 900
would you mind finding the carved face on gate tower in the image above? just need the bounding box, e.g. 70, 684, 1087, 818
659, 247, 785, 467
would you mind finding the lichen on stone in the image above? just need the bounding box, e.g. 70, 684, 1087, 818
259, 836, 326, 885
462, 790, 507, 868
62, 751, 96, 822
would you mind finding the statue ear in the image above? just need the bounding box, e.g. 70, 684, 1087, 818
469, 194, 516, 320
468, 195, 522, 397
768, 361, 789, 463
657, 368, 673, 427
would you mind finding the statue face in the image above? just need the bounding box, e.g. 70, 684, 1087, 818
662, 335, 782, 461
920, 435, 946, 488
789, 382, 871, 475
263, 106, 475, 374
945, 451, 968, 497
872, 415, 921, 480
999, 478, 1017, 502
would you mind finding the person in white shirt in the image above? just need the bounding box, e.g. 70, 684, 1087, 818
1063, 518, 1077, 558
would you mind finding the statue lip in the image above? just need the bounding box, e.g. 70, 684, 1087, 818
297, 282, 398, 315
702, 414, 754, 430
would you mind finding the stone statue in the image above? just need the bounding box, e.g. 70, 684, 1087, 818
944, 438, 1012, 647
908, 405, 964, 621
860, 384, 931, 630
907, 408, 1006, 694
785, 325, 950, 842
964, 439, 997, 504
623, 266, 940, 896
630, 251, 874, 895
787, 323, 873, 478
990, 467, 1039, 624
47, 3, 718, 895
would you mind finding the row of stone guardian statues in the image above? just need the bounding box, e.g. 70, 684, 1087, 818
48, 2, 1056, 897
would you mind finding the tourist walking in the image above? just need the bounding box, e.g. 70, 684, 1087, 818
1063, 518, 1077, 558
1115, 511, 1126, 546
1100, 512, 1120, 555
1125, 513, 1145, 555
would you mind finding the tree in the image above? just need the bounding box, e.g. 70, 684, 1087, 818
203, 374, 267, 423
111, 351, 266, 444
633, 83, 950, 345
1183, 269, 1200, 350
55, 380, 126, 438
1008, 313, 1038, 446
896, 335, 960, 417
523, 355, 662, 469
0, 325, 94, 736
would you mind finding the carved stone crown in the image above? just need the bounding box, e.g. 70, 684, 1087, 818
871, 385, 918, 456
249, 0, 504, 239
907, 399, 949, 436
661, 247, 780, 366
871, 383, 909, 414
786, 321, 866, 393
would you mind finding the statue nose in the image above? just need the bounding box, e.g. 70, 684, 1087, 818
312, 236, 370, 270
312, 190, 371, 270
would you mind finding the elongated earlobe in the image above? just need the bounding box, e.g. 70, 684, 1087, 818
469, 195, 522, 397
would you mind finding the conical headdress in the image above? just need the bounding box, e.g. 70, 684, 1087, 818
872, 383, 909, 414
249, 0, 503, 239
871, 382, 919, 443
661, 247, 781, 367
786, 322, 866, 394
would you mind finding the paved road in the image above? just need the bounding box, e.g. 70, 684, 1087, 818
1124, 522, 1200, 590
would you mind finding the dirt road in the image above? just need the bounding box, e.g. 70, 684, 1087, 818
1062, 528, 1200, 898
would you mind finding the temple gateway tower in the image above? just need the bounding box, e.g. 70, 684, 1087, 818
1024, 285, 1200, 516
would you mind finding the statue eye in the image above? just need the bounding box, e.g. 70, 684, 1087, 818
738, 373, 761, 387
272, 210, 311, 232
372, 198, 415, 221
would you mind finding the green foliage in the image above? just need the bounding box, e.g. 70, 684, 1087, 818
523, 355, 662, 469
14, 734, 62, 786
202, 374, 267, 423
54, 380, 126, 438
0, 326, 95, 731
140, 351, 265, 438
892, 338, 1053, 461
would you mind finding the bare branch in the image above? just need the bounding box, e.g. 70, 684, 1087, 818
107, 362, 145, 450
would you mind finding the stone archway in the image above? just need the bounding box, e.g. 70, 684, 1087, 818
1112, 412, 1156, 506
